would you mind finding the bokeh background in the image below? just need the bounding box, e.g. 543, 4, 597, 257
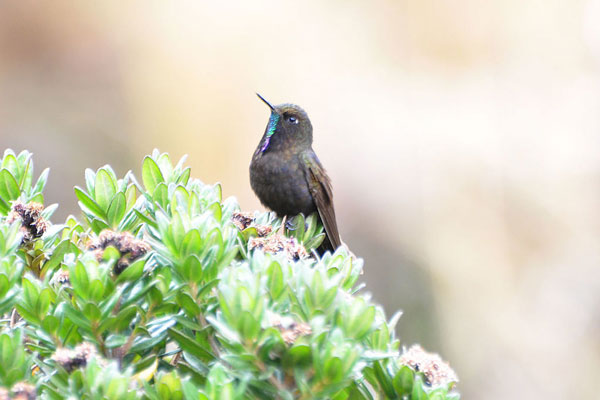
1, 1, 599, 398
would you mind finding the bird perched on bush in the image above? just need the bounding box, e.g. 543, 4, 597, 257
250, 94, 341, 254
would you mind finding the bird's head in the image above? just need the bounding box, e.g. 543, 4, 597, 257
256, 93, 313, 155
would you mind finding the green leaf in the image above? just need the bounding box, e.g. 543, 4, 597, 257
134, 209, 158, 229
237, 311, 260, 341
177, 168, 191, 185
41, 203, 58, 220
142, 157, 165, 195
1, 153, 18, 175
153, 182, 169, 210
411, 375, 427, 400
20, 162, 32, 195
91, 218, 109, 234
147, 286, 163, 306
95, 168, 117, 212
70, 261, 90, 298
157, 153, 173, 179
125, 184, 137, 210
41, 239, 76, 277
304, 233, 325, 252
33, 167, 50, 195
175, 316, 204, 331
181, 230, 202, 258
29, 192, 44, 203
182, 379, 206, 400
196, 279, 219, 300
89, 280, 106, 303
107, 192, 127, 228
0, 196, 9, 214
113, 305, 138, 331
291, 214, 306, 240
42, 315, 59, 335
428, 390, 447, 400
22, 278, 39, 309
169, 211, 186, 252
105, 334, 129, 348
116, 258, 145, 283
169, 328, 213, 360
324, 357, 344, 383
373, 360, 395, 398
208, 202, 222, 222
393, 366, 414, 395
84, 302, 101, 322
0, 169, 21, 203
85, 168, 96, 196
63, 304, 92, 332
304, 213, 318, 240
267, 262, 284, 299
36, 288, 53, 318
182, 255, 203, 283
131, 317, 176, 353
74, 187, 106, 220
176, 292, 201, 317
15, 304, 39, 325
286, 344, 311, 367
0, 293, 19, 317
351, 305, 375, 340
119, 209, 142, 232
0, 275, 8, 297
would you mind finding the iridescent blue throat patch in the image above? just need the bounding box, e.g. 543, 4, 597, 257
260, 113, 280, 152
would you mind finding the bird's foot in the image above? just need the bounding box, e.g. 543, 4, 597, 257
285, 219, 297, 231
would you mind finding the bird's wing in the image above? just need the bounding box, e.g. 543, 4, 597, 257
301, 151, 341, 250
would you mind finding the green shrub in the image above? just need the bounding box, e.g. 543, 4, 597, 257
0, 149, 459, 399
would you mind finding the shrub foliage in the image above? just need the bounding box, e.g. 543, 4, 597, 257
0, 149, 459, 399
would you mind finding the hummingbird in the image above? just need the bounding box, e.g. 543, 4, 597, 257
250, 94, 341, 253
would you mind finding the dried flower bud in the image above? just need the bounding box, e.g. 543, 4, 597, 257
75, 342, 97, 361
11, 382, 36, 400
270, 313, 312, 345
232, 211, 274, 238
254, 225, 272, 237
399, 345, 458, 387
7, 202, 48, 242
51, 342, 98, 373
232, 212, 255, 231
249, 234, 308, 261
51, 269, 70, 287
87, 230, 150, 275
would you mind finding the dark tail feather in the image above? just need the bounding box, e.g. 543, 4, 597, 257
316, 215, 339, 255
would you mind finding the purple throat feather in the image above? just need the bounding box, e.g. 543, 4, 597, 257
260, 113, 280, 153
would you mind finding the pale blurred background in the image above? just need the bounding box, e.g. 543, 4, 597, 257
1, 1, 599, 398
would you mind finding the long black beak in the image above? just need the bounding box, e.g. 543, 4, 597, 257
256, 93, 276, 112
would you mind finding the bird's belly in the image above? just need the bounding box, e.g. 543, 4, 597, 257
250, 156, 315, 217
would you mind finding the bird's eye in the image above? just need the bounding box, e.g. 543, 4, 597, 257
288, 116, 298, 124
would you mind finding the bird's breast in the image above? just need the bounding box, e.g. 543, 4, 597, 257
250, 152, 315, 216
